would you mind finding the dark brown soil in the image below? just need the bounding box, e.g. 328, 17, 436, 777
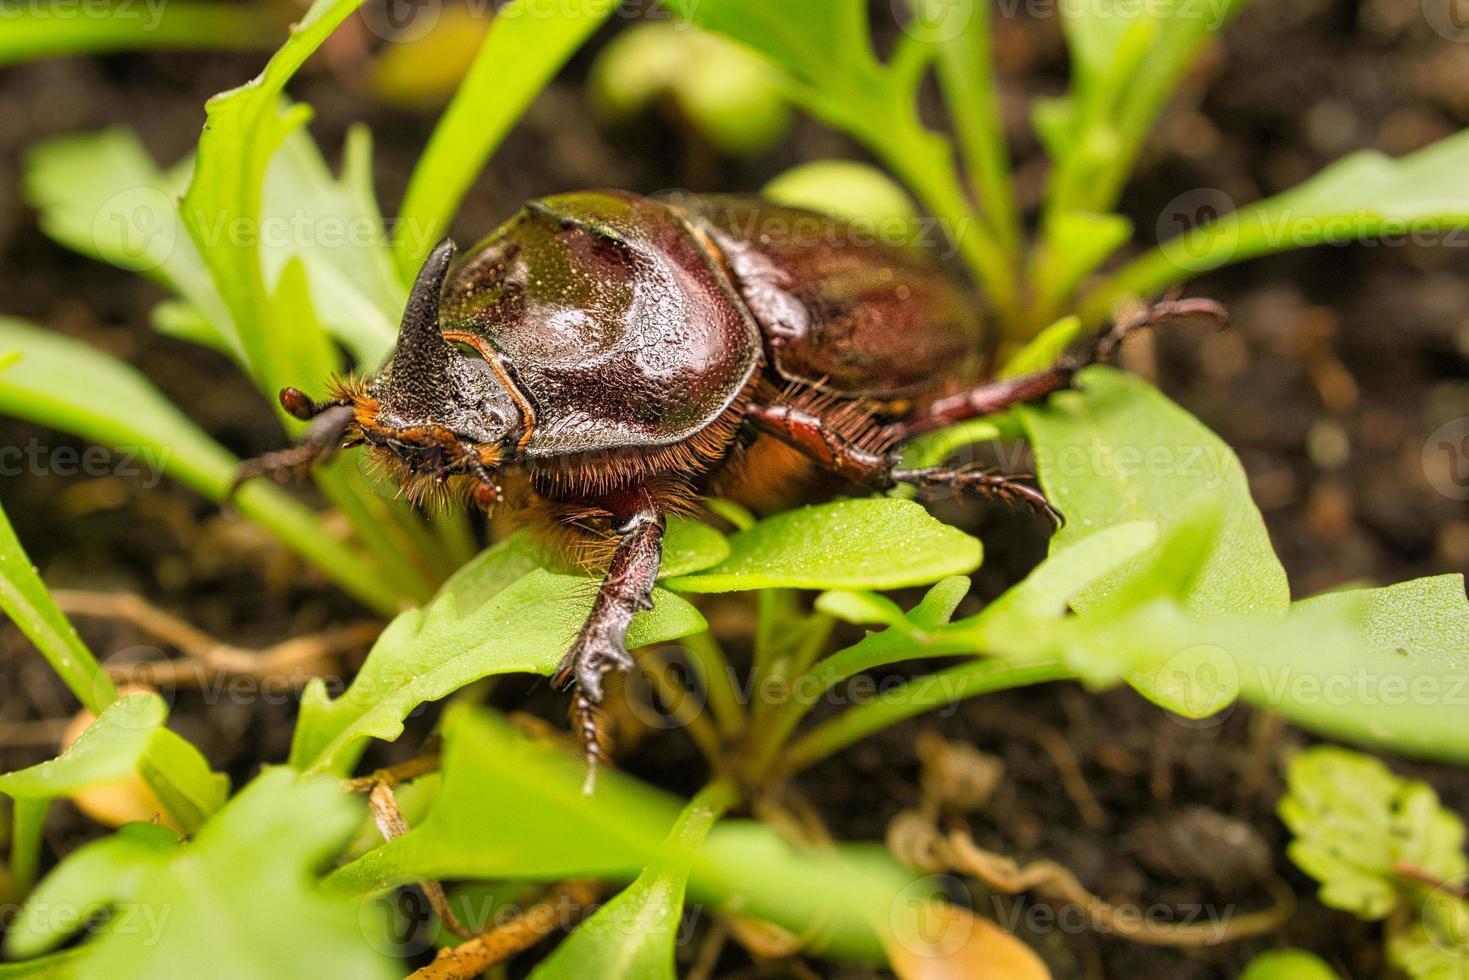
2, 1, 1467, 977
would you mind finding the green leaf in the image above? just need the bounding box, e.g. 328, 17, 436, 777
0, 318, 401, 615
895, 419, 1003, 476
529, 782, 735, 980
11, 769, 397, 979
1092, 128, 1469, 320
0, 4, 274, 66
290, 568, 707, 774
24, 130, 229, 347
1280, 746, 1468, 920
800, 523, 1156, 730
4, 823, 179, 960
660, 0, 1018, 319
393, 0, 620, 277
667, 499, 982, 593
1020, 367, 1289, 619
1026, 211, 1132, 326
27, 125, 403, 371
28, 120, 448, 603
903, 0, 1020, 253
1239, 950, 1343, 980
0, 509, 225, 834
1, 694, 157, 798
763, 160, 917, 225
435, 520, 726, 614
0, 498, 114, 712
0, 694, 226, 836
999, 315, 1085, 380
1390, 887, 1469, 979
812, 577, 974, 689
180, 0, 365, 394
590, 23, 791, 158
0, 947, 89, 978
1042, 0, 1250, 219
977, 521, 1160, 626
261, 126, 405, 368
1257, 576, 1469, 760
334, 707, 911, 961
659, 517, 731, 579
815, 590, 915, 633
773, 523, 1166, 765
957, 555, 1469, 762
332, 706, 680, 886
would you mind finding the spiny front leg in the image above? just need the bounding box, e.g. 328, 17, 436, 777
552, 493, 666, 786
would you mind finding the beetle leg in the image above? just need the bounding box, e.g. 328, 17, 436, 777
902, 297, 1228, 437
552, 493, 666, 787
889, 464, 1064, 527
230, 402, 356, 497
744, 402, 896, 487
745, 402, 1060, 526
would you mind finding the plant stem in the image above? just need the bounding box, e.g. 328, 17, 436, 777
392, 0, 620, 279
313, 468, 437, 604
750, 589, 797, 688
682, 631, 745, 741
234, 482, 404, 616
913, 0, 1022, 257
432, 508, 481, 573
780, 659, 1074, 776
7, 799, 46, 899
740, 614, 836, 783
877, 126, 1020, 326
0, 2, 279, 66
0, 506, 116, 713
643, 650, 723, 768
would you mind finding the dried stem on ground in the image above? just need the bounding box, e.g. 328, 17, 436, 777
407, 880, 601, 980
888, 810, 1296, 947
53, 589, 378, 685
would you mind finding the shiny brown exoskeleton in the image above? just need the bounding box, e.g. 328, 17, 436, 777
241, 190, 1221, 773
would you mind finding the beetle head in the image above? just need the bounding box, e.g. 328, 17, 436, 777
345, 239, 526, 507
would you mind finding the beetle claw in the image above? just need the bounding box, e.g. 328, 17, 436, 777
892, 464, 1063, 530
553, 635, 635, 704
556, 636, 633, 794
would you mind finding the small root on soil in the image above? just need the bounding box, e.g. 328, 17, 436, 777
408, 879, 601, 980
54, 589, 379, 686
888, 810, 1296, 948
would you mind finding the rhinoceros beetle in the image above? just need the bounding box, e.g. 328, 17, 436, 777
239, 190, 1222, 773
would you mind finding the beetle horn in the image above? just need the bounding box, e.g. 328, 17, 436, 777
388, 238, 457, 408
